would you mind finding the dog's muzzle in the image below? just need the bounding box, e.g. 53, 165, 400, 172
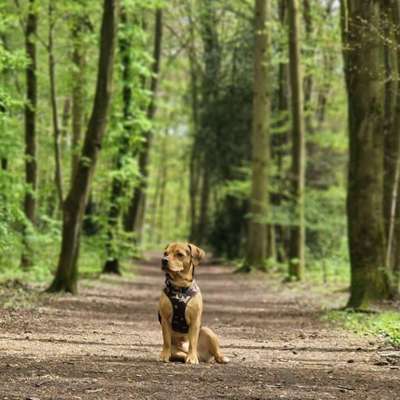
161, 257, 169, 270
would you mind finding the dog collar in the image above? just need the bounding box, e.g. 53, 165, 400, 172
165, 274, 195, 293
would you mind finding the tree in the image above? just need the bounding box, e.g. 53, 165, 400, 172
244, 0, 271, 270
124, 8, 163, 240
194, 0, 221, 245
48, 0, 119, 293
48, 0, 63, 207
21, 0, 38, 268
287, 0, 306, 280
102, 5, 133, 275
70, 12, 88, 182
341, 0, 392, 308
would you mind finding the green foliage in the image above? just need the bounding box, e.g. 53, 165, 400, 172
326, 311, 400, 348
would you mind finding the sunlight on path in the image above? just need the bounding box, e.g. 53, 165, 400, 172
0, 258, 399, 399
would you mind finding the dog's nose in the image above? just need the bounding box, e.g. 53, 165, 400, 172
161, 257, 169, 269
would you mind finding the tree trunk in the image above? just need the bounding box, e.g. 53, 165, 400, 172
383, 0, 398, 234
386, 0, 400, 292
196, 167, 210, 244
21, 0, 38, 268
287, 0, 306, 280
47, 0, 118, 293
244, 0, 271, 270
341, 0, 392, 308
48, 1, 64, 206
103, 6, 132, 275
124, 9, 163, 238
195, 0, 221, 245
187, 3, 201, 243
274, 0, 290, 264
71, 16, 87, 182
302, 0, 313, 134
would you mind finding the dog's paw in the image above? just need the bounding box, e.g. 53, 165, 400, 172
159, 349, 171, 363
215, 354, 229, 364
185, 353, 199, 364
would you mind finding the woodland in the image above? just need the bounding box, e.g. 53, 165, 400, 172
1, 0, 400, 398
0, 0, 400, 327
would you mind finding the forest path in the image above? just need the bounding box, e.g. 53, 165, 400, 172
0, 256, 399, 400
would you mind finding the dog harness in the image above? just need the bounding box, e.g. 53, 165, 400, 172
158, 277, 200, 334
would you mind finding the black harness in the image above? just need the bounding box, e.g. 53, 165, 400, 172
158, 276, 200, 334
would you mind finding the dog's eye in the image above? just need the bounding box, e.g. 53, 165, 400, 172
177, 253, 184, 258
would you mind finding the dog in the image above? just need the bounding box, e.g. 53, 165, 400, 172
158, 242, 228, 364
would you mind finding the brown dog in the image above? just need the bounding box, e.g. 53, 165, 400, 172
158, 242, 228, 364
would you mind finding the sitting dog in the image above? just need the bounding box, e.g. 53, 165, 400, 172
158, 242, 228, 364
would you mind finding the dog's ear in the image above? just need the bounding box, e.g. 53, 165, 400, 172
188, 243, 205, 266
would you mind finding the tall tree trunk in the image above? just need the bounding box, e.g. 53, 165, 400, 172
124, 9, 163, 239
287, 0, 306, 280
103, 6, 132, 274
71, 17, 87, 182
382, 0, 400, 269
48, 1, 64, 206
21, 0, 38, 268
187, 2, 201, 243
383, 0, 398, 234
244, 0, 271, 270
387, 0, 400, 292
274, 0, 290, 263
302, 0, 313, 134
47, 0, 118, 293
195, 0, 221, 245
341, 0, 392, 308
156, 142, 168, 244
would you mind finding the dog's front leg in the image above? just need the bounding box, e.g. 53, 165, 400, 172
186, 317, 201, 364
160, 317, 172, 362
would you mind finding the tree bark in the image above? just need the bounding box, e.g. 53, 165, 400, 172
287, 0, 306, 280
387, 0, 400, 291
187, 2, 201, 243
341, 0, 392, 308
195, 0, 221, 245
71, 16, 87, 182
302, 0, 313, 134
21, 0, 38, 268
48, 0, 119, 293
124, 9, 163, 238
48, 1, 64, 206
244, 0, 271, 270
274, 0, 290, 263
103, 5, 132, 275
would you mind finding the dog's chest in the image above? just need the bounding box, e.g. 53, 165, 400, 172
163, 280, 200, 334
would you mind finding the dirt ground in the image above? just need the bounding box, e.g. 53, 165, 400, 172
0, 256, 399, 400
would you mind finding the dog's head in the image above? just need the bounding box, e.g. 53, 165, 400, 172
161, 242, 205, 275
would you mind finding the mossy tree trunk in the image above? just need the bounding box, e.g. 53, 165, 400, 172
287, 0, 306, 280
245, 0, 272, 270
47, 0, 119, 293
341, 0, 392, 308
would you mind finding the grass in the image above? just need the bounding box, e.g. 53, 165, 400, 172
325, 310, 400, 348
0, 232, 137, 285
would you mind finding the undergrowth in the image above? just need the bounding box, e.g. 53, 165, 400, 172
325, 310, 400, 348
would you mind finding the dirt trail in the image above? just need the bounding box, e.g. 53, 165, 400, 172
0, 257, 399, 400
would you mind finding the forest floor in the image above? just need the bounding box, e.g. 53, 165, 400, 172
0, 255, 399, 400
